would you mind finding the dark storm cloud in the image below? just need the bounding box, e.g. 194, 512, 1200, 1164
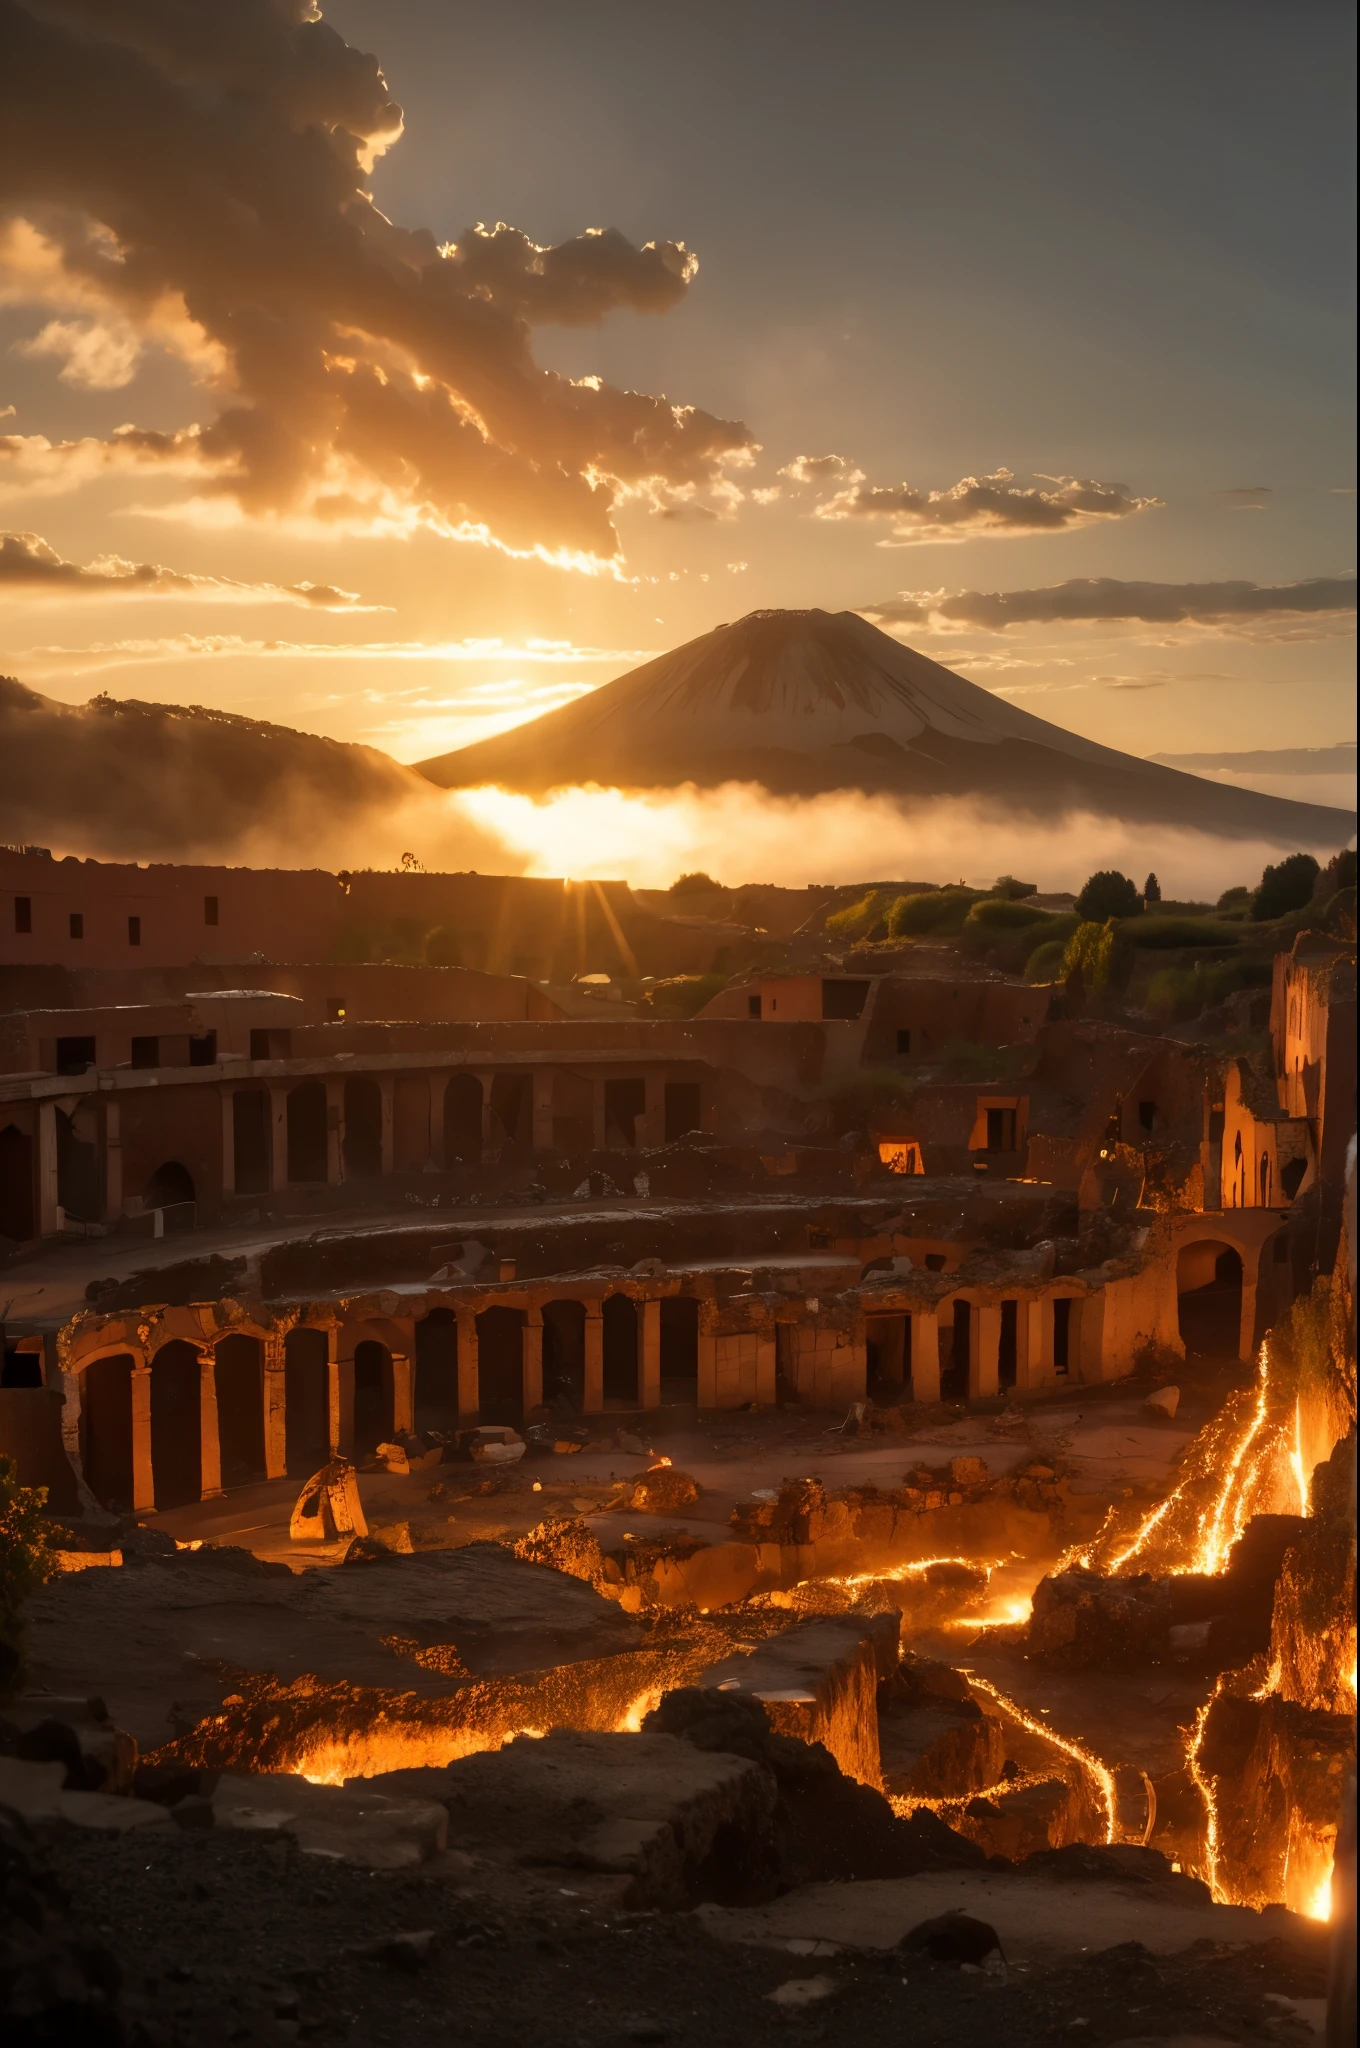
0, 527, 369, 605
862, 574, 1358, 630
0, 0, 752, 562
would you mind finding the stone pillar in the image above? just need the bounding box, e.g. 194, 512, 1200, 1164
910, 1310, 940, 1403
476, 1070, 496, 1155
640, 1297, 661, 1411
1014, 1296, 1034, 1390
269, 1084, 288, 1192
523, 1308, 544, 1415
130, 1361, 155, 1512
37, 1100, 60, 1237
583, 1303, 604, 1413
590, 1078, 607, 1151
325, 1078, 345, 1186
972, 1304, 1001, 1401
1239, 1260, 1258, 1363
102, 1097, 122, 1222
1026, 1298, 1049, 1386
531, 1070, 554, 1151
58, 1362, 101, 1513
756, 1329, 778, 1407
379, 1074, 396, 1176
198, 1347, 223, 1499
390, 1350, 414, 1436
696, 1311, 718, 1410
455, 1306, 479, 1422
328, 1326, 353, 1458
220, 1089, 236, 1197
263, 1333, 287, 1479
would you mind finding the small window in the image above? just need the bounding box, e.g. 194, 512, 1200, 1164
747, 993, 762, 1018
189, 1031, 217, 1067
327, 998, 346, 1022
1138, 1100, 1156, 1133
69, 912, 84, 940
986, 1106, 1017, 1152
896, 1028, 912, 1055
204, 894, 219, 926
55, 1035, 96, 1075
822, 978, 870, 1021
130, 1036, 159, 1069
1053, 1296, 1074, 1375
924, 1252, 946, 1273
14, 897, 31, 934
127, 914, 141, 946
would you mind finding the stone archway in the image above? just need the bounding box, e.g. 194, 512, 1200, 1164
542, 1300, 586, 1411
145, 1160, 195, 1209
602, 1295, 639, 1406
0, 1123, 35, 1244
287, 1081, 328, 1183
352, 1340, 393, 1457
215, 1333, 265, 1487
1177, 1240, 1244, 1359
443, 1074, 483, 1165
343, 1077, 383, 1178
476, 1307, 526, 1426
415, 1309, 457, 1431
150, 1340, 201, 1508
81, 1354, 134, 1511
285, 1328, 330, 1477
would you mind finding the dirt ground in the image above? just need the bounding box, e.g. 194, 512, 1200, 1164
38, 1822, 1329, 2048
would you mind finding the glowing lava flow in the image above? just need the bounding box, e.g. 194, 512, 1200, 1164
1185, 1686, 1225, 1901
963, 1672, 1118, 1844
1191, 1347, 1274, 1575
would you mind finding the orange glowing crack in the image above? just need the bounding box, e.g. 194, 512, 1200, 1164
962, 1672, 1117, 1845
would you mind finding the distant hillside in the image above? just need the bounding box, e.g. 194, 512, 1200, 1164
418, 608, 1356, 847
0, 678, 436, 862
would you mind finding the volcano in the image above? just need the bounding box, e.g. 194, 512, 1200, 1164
419, 608, 1355, 845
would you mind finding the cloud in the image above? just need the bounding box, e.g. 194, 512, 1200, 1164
862, 574, 1358, 635
0, 1, 752, 565
15, 314, 142, 387
0, 528, 373, 606
1216, 486, 1272, 509
779, 453, 862, 485
816, 468, 1158, 544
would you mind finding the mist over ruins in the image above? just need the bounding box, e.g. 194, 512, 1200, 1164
0, 5, 1354, 2046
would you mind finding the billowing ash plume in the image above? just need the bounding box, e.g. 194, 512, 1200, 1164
0, 0, 753, 562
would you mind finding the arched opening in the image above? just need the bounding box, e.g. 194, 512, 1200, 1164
287, 1080, 328, 1183
1281, 1156, 1307, 1201
214, 1333, 265, 1488
541, 1300, 586, 1411
415, 1308, 457, 1432
343, 1077, 383, 1178
81, 1354, 133, 1511
352, 1340, 393, 1457
475, 1307, 526, 1426
0, 1123, 35, 1244
232, 1088, 270, 1194
865, 1313, 908, 1403
150, 1340, 202, 1508
284, 1327, 330, 1477
1177, 1241, 1244, 1359
602, 1294, 639, 1406
999, 1300, 1019, 1389
443, 1074, 482, 1165
144, 1159, 195, 1210
56, 1104, 99, 1222
659, 1296, 699, 1401
939, 1299, 970, 1402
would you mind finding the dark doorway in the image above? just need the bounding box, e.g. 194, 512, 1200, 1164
541, 1300, 586, 1410
664, 1082, 702, 1143
145, 1160, 195, 1210
353, 1340, 393, 1457
941, 1299, 970, 1402
0, 1123, 34, 1243
287, 1081, 328, 1183
343, 1077, 383, 1177
443, 1073, 482, 1164
985, 1107, 1017, 1152
866, 1313, 908, 1401
602, 1294, 639, 1404
56, 1106, 99, 1223
1177, 1244, 1243, 1359
215, 1334, 265, 1488
82, 1354, 133, 1511
415, 1309, 457, 1431
659, 1296, 699, 1399
285, 1327, 330, 1477
999, 1300, 1018, 1389
1053, 1297, 1075, 1376
150, 1341, 201, 1509
233, 1089, 270, 1194
604, 1078, 646, 1148
489, 1074, 531, 1149
476, 1307, 526, 1425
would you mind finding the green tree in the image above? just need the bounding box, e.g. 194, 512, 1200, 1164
1143, 872, 1161, 904
1062, 918, 1119, 994
1251, 851, 1320, 922
670, 871, 719, 895
993, 874, 1039, 901
886, 888, 974, 937
0, 1455, 54, 1702
825, 889, 887, 940
1075, 870, 1142, 921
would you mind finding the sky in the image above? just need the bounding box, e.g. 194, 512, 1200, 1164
0, 0, 1355, 852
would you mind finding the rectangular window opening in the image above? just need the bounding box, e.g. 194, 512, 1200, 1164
127, 914, 141, 946
1053, 1297, 1073, 1376
747, 993, 762, 1018
189, 1031, 217, 1067
55, 1034, 96, 1075
14, 897, 32, 935
69, 912, 84, 940
204, 894, 219, 926
1138, 1100, 1157, 1133
130, 1036, 159, 1069
986, 1106, 1018, 1152
896, 1028, 912, 1055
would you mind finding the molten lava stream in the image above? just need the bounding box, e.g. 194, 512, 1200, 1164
962, 1672, 1119, 1845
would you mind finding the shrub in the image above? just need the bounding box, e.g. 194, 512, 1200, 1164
886, 888, 974, 938
1313, 848, 1357, 900
965, 896, 1050, 931
1143, 872, 1161, 904
825, 889, 888, 940
1062, 918, 1120, 994
0, 1455, 54, 1702
1216, 884, 1251, 911
1123, 915, 1240, 950
1025, 938, 1069, 984
644, 972, 729, 1018
1143, 958, 1271, 1022
992, 875, 1038, 901
1075, 870, 1142, 922
670, 871, 719, 895
1252, 851, 1320, 922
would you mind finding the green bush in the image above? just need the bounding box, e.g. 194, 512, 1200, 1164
825, 888, 888, 940
886, 888, 974, 937
993, 875, 1039, 900
1076, 870, 1142, 921
1252, 851, 1320, 922
965, 896, 1050, 931
670, 871, 719, 896
1025, 938, 1069, 984
1144, 958, 1271, 1021
644, 972, 730, 1018
0, 1455, 54, 1702
1216, 885, 1251, 911
1063, 918, 1122, 994
1123, 915, 1240, 949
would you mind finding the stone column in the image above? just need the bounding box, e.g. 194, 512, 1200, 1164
455, 1306, 479, 1423
58, 1362, 101, 1513
972, 1304, 1001, 1401
756, 1328, 778, 1408
37, 1100, 60, 1237
583, 1302, 604, 1413
198, 1347, 223, 1499
263, 1333, 287, 1479
910, 1310, 940, 1403
325, 1078, 345, 1185
379, 1074, 396, 1176
102, 1097, 122, 1222
327, 1326, 353, 1458
390, 1350, 414, 1436
531, 1070, 554, 1151
696, 1309, 718, 1410
220, 1089, 236, 1197
523, 1308, 544, 1416
130, 1361, 155, 1512
640, 1297, 661, 1411
268, 1084, 288, 1192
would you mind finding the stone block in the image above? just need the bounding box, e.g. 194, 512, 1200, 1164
698, 1613, 899, 1786
211, 1772, 449, 1868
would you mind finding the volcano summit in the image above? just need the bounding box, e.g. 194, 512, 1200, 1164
420, 609, 1354, 845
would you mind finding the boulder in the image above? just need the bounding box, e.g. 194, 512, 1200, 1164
960, 1774, 1104, 1860
613, 1465, 701, 1515
697, 1612, 899, 1786
878, 1660, 1006, 1800
289, 1459, 367, 1544
1026, 1568, 1172, 1669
